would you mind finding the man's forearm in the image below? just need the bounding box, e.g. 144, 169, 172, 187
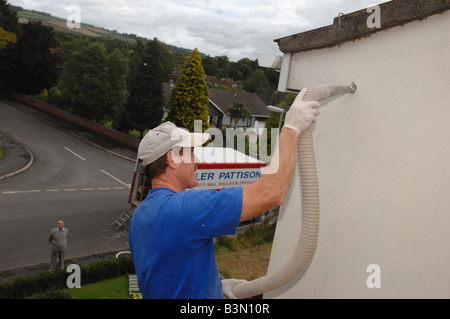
240, 87, 319, 222
241, 127, 299, 222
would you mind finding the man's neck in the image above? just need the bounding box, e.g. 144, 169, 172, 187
152, 174, 184, 193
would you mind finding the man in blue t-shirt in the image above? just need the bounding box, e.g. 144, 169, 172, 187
129, 89, 320, 299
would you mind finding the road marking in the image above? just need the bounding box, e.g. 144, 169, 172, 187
64, 147, 86, 161
2, 187, 128, 194
2, 190, 42, 194
100, 169, 131, 188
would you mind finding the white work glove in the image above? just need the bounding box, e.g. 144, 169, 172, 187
222, 278, 247, 299
283, 88, 320, 135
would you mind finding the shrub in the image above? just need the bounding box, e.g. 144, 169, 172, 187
0, 256, 134, 299
215, 221, 276, 252
30, 288, 72, 299
47, 86, 63, 108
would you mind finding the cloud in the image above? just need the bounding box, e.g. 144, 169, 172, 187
9, 0, 387, 61
255, 5, 276, 19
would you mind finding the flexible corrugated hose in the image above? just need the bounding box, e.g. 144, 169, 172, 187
231, 83, 356, 299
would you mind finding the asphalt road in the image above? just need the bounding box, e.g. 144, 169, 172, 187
0, 100, 136, 271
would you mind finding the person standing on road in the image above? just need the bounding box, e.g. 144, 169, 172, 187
48, 220, 69, 272
129, 89, 320, 299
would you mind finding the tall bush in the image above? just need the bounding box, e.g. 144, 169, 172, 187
167, 48, 210, 132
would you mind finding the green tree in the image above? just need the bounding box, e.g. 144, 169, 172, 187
228, 101, 251, 129
0, 26, 15, 49
0, 21, 59, 94
158, 42, 175, 82
244, 69, 272, 103
236, 58, 256, 80
202, 55, 218, 77
47, 86, 62, 108
167, 48, 210, 132
107, 48, 128, 125
0, 0, 19, 34
59, 42, 113, 122
124, 39, 165, 137
215, 55, 232, 79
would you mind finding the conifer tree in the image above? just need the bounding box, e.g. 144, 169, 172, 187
167, 48, 210, 132
107, 48, 128, 125
124, 39, 165, 137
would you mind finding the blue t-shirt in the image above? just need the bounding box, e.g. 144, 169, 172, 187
128, 187, 243, 299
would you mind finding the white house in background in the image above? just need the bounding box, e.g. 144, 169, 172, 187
265, 0, 450, 299
163, 82, 269, 129
206, 88, 269, 129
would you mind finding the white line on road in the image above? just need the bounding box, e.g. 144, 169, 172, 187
2, 187, 128, 194
64, 147, 86, 161
2, 190, 42, 194
100, 169, 131, 188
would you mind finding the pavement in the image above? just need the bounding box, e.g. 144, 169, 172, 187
0, 132, 32, 180
0, 97, 138, 283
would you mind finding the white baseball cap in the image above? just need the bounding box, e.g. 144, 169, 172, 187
138, 121, 210, 166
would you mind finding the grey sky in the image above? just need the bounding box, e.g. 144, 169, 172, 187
9, 0, 387, 61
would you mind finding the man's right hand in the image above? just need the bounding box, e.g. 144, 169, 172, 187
283, 88, 320, 135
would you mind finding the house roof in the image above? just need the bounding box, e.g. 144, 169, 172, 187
205, 75, 220, 87
162, 84, 269, 118
275, 0, 450, 53
219, 78, 244, 90
208, 88, 269, 118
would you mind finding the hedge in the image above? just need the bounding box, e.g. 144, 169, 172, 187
0, 256, 135, 299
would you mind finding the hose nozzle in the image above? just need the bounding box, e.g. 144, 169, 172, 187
329, 82, 357, 97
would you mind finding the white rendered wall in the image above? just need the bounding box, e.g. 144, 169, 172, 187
266, 11, 450, 298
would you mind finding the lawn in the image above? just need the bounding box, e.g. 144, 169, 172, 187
68, 276, 134, 299
216, 243, 273, 280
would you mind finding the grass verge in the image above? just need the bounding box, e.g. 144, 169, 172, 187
215, 219, 276, 280
68, 276, 132, 299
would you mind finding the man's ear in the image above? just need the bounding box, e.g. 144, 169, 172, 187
167, 150, 182, 167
